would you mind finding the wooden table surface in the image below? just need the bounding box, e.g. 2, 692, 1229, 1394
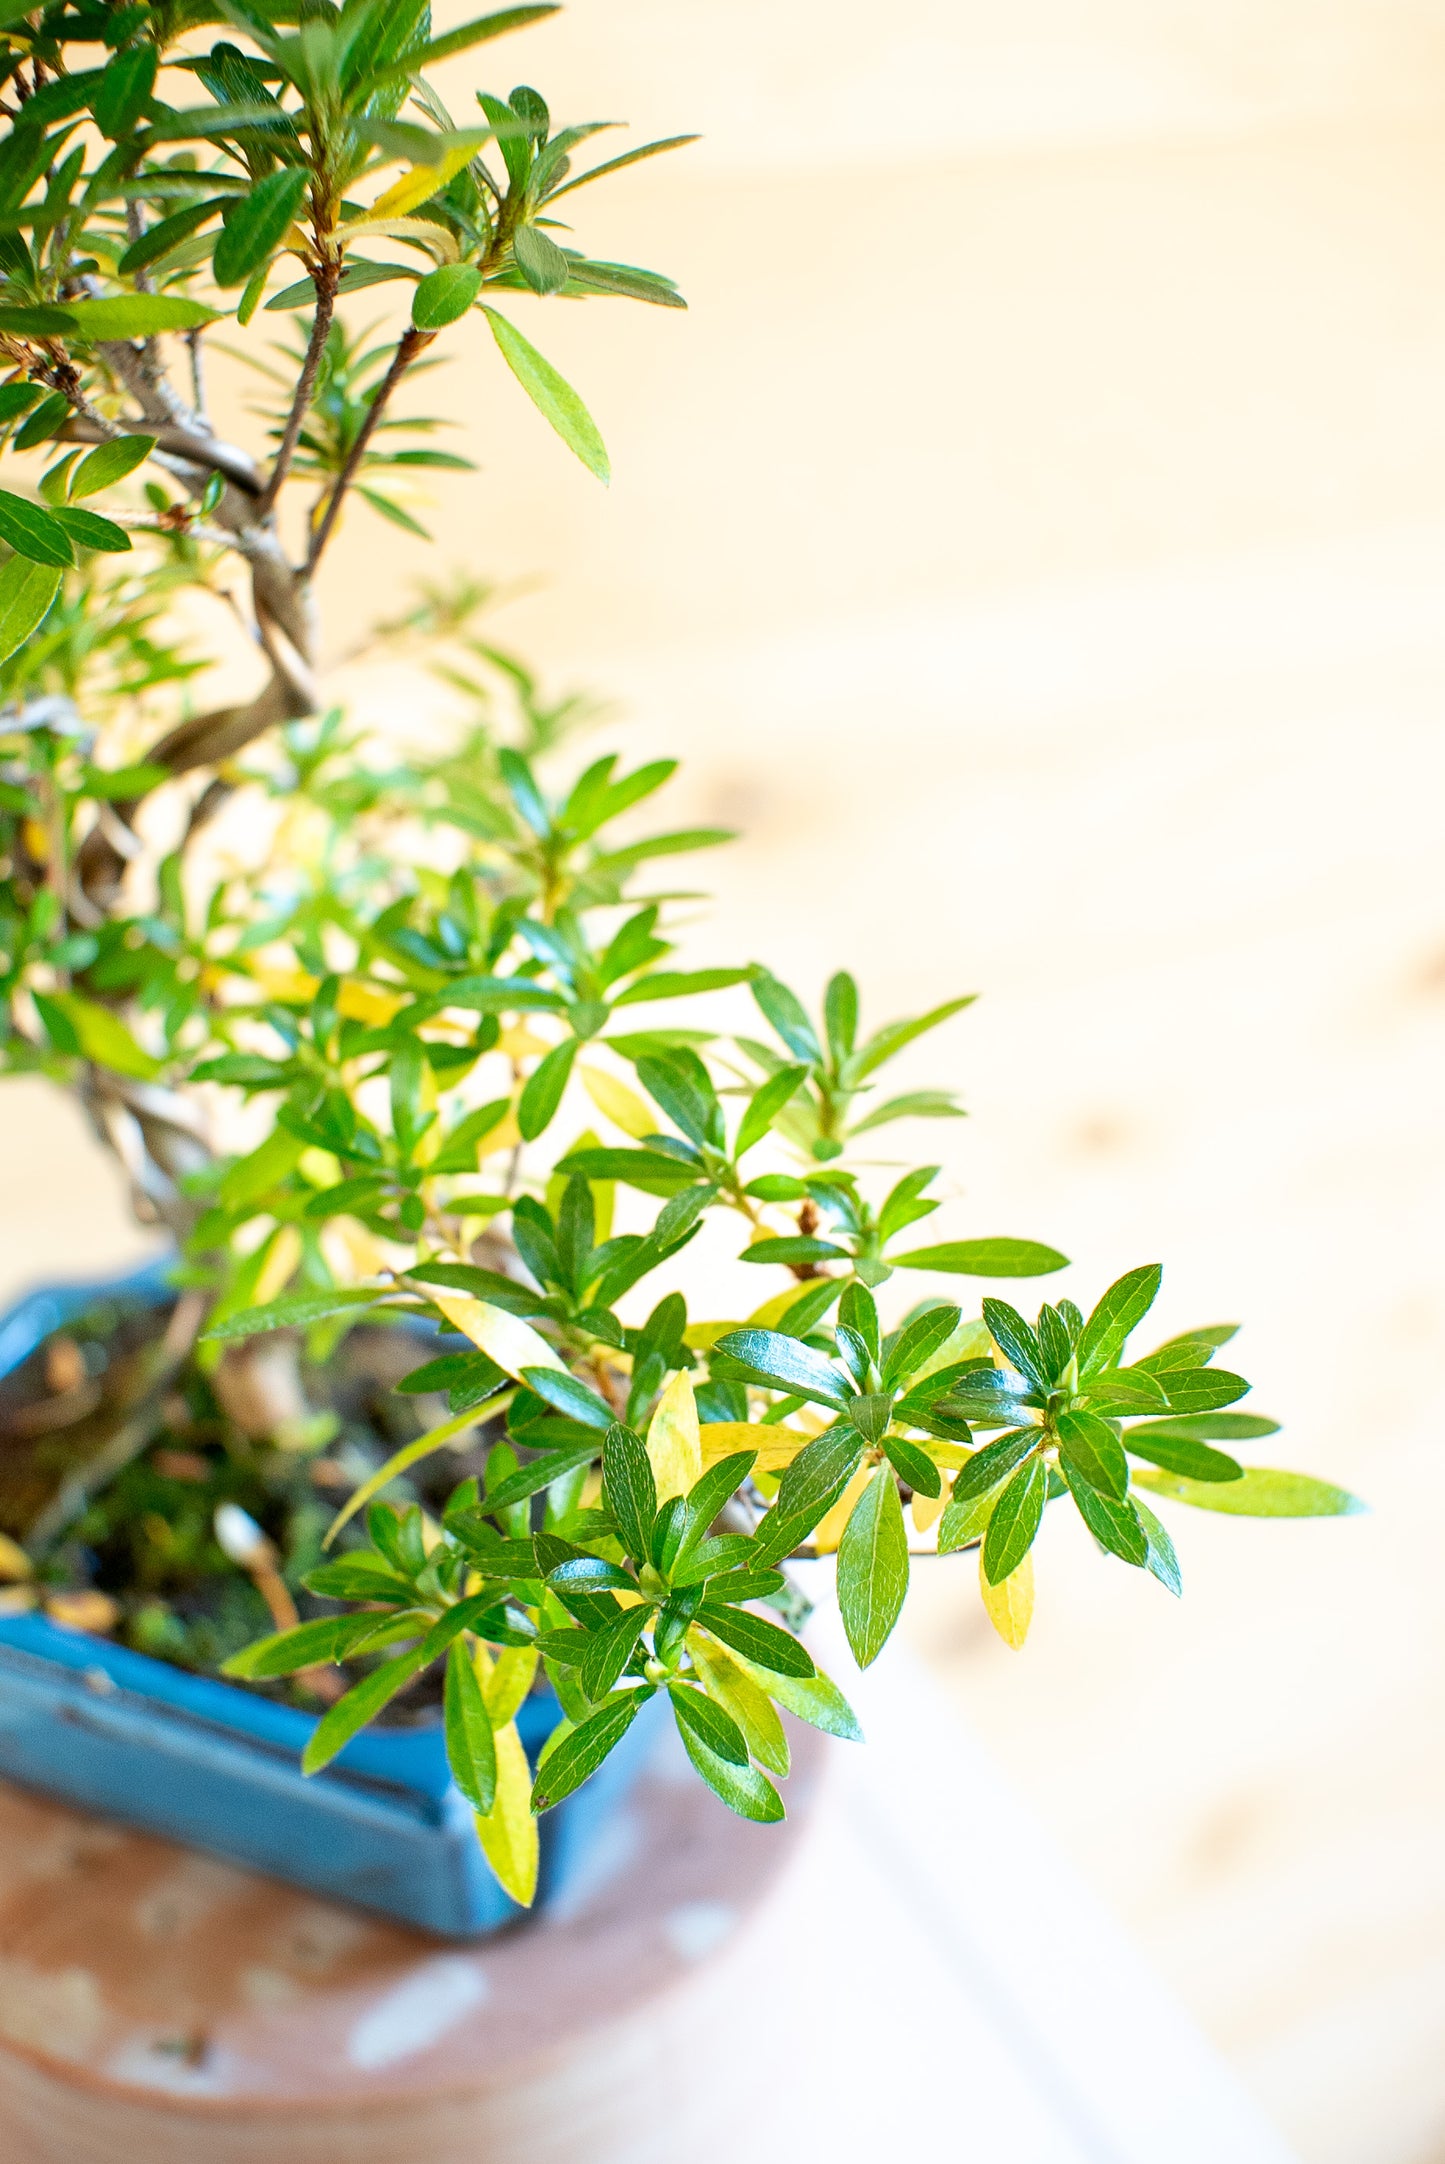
0, 1629, 1296, 2164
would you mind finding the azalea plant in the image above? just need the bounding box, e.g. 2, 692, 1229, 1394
0, 0, 1359, 1910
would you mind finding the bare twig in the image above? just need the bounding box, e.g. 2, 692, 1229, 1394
258, 260, 340, 516
306, 324, 436, 573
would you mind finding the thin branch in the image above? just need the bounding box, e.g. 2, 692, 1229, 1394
306, 324, 435, 573
258, 259, 340, 517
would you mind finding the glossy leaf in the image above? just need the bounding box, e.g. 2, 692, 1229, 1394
979, 1549, 1034, 1649
894, 1239, 1068, 1277
445, 1637, 498, 1811
482, 307, 609, 481
981, 1457, 1048, 1586
837, 1465, 909, 1667
531, 1689, 649, 1810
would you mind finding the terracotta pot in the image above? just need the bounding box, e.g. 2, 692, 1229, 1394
0, 1722, 826, 2164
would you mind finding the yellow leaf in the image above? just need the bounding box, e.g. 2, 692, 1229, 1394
251, 1224, 302, 1308
499, 1023, 552, 1062
474, 1718, 539, 1907
579, 1065, 656, 1140
484, 1644, 538, 1728
911, 1484, 948, 1534
812, 1459, 875, 1556
688, 1633, 789, 1777
235, 966, 405, 1025
979, 1548, 1034, 1649
646, 1369, 702, 1501
0, 1533, 32, 1582
367, 142, 482, 221
337, 980, 407, 1025
698, 1420, 814, 1475
430, 1294, 566, 1379
338, 214, 461, 262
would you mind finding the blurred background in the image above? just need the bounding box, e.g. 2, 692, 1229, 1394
4, 4, 1445, 2157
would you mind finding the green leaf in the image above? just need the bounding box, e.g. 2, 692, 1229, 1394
0, 306, 76, 338
936, 1480, 1003, 1555
852, 993, 977, 1078
950, 1426, 1039, 1504
894, 1238, 1069, 1277
444, 1638, 498, 1811
221, 1612, 382, 1678
735, 1062, 809, 1157
267, 258, 415, 310
412, 261, 483, 329
548, 133, 700, 203
62, 294, 219, 337
13, 391, 70, 449
481, 306, 609, 481
558, 1146, 698, 1193
0, 488, 72, 569
580, 1604, 651, 1701
1060, 1461, 1148, 1565
521, 1365, 613, 1430
405, 4, 558, 71
981, 1297, 1047, 1389
1132, 1467, 1365, 1517
48, 505, 131, 554
35, 989, 158, 1076
1124, 1429, 1242, 1482
711, 1328, 847, 1407
740, 1236, 846, 1266
1127, 1413, 1280, 1443
68, 433, 156, 499
513, 223, 570, 294
688, 1639, 788, 1775
981, 1457, 1048, 1585
1055, 1408, 1129, 1500
302, 1642, 436, 1773
212, 166, 309, 288
836, 1465, 909, 1668
1132, 1495, 1183, 1596
1160, 1368, 1251, 1413
669, 1680, 749, 1766
531, 1689, 649, 1810
0, 556, 62, 664
517, 1035, 579, 1139
677, 1720, 785, 1821
203, 1288, 391, 1339
695, 1600, 814, 1676
882, 1303, 961, 1388
93, 43, 158, 139
602, 1420, 657, 1562
736, 1655, 863, 1741
1076, 1264, 1162, 1379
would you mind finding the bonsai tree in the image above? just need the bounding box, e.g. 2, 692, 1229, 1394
0, 0, 1358, 1907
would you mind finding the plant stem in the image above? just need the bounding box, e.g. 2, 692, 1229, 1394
258, 260, 340, 518
305, 325, 435, 573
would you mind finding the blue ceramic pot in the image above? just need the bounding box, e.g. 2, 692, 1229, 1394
0, 1263, 654, 1937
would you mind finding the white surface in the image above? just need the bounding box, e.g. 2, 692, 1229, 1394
763, 1620, 1297, 2163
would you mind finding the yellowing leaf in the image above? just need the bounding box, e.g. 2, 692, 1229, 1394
698, 1420, 814, 1475
430, 1294, 566, 1378
338, 215, 462, 263
474, 1718, 539, 1906
499, 1023, 552, 1062
646, 1369, 702, 1501
368, 143, 483, 221
813, 1458, 875, 1556
580, 1064, 656, 1140
251, 1224, 302, 1308
323, 1404, 482, 1545
484, 1644, 538, 1728
0, 1533, 32, 1582
911, 1485, 947, 1534
235, 966, 404, 1025
979, 1548, 1034, 1649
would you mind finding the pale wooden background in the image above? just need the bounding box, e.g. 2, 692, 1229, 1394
5, 6, 1445, 2159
